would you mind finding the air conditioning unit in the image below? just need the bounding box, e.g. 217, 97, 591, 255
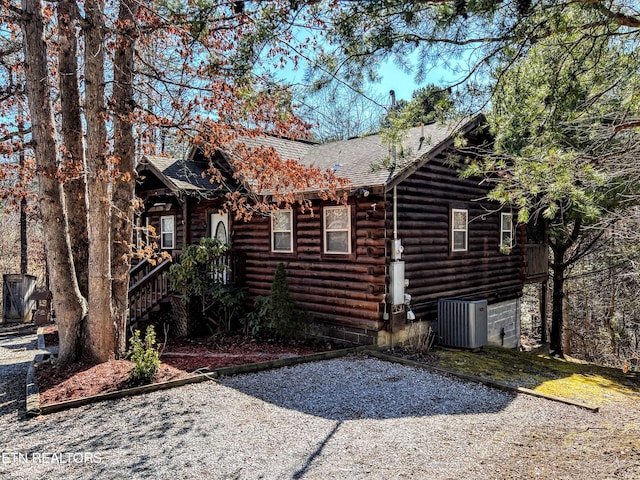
437, 299, 488, 349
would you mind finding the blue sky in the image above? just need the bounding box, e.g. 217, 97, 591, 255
371, 59, 420, 102
275, 54, 458, 111
373, 58, 456, 102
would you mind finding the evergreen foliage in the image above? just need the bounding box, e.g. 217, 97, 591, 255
128, 326, 161, 385
460, 6, 640, 355
268, 262, 309, 340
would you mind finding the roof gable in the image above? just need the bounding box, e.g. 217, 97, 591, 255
138, 115, 485, 196
138, 155, 222, 195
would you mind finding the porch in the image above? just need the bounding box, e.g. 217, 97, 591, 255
128, 249, 246, 327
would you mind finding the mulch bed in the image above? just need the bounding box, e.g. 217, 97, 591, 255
41, 325, 58, 349
36, 327, 330, 407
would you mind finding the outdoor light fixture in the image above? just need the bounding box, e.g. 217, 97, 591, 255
352, 188, 370, 198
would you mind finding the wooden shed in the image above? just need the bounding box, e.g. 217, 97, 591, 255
133, 115, 547, 347
2, 274, 37, 324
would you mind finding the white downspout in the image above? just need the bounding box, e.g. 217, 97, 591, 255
393, 186, 398, 241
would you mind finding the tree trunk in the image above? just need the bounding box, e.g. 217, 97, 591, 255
58, 0, 89, 299
21, 0, 87, 364
84, 0, 115, 363
18, 119, 27, 275
603, 286, 618, 356
562, 292, 571, 355
548, 219, 582, 357
111, 0, 139, 357
540, 280, 548, 344
549, 248, 566, 355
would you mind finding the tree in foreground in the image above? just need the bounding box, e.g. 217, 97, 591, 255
463, 6, 640, 355
2, 0, 345, 365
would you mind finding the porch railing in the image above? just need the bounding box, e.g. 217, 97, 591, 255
128, 258, 173, 326
127, 248, 245, 325
525, 243, 549, 282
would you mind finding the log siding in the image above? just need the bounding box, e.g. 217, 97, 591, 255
395, 151, 523, 323
134, 117, 532, 345
232, 200, 388, 334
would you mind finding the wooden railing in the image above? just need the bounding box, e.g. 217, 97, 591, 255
525, 243, 549, 282
128, 258, 173, 326
127, 248, 246, 326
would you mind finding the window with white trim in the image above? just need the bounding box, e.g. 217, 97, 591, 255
210, 212, 229, 245
160, 215, 175, 249
501, 212, 514, 250
451, 208, 468, 252
324, 205, 351, 254
271, 209, 293, 253
135, 216, 142, 250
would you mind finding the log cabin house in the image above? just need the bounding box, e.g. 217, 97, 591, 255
132, 114, 548, 348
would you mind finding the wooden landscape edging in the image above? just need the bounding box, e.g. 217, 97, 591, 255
28, 331, 601, 417
26, 344, 376, 417
366, 350, 600, 413
205, 344, 376, 378
26, 353, 43, 416
28, 370, 214, 417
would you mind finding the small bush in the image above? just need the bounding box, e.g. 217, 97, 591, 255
166, 237, 247, 333
268, 263, 309, 340
246, 295, 270, 337
128, 326, 161, 385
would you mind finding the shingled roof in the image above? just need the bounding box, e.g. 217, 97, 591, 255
300, 117, 478, 189
140, 115, 483, 195
138, 155, 221, 194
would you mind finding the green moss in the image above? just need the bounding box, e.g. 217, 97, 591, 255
433, 346, 640, 407
535, 374, 640, 405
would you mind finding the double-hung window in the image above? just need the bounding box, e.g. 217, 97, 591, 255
501, 212, 514, 250
324, 205, 351, 254
135, 216, 143, 250
271, 209, 293, 253
160, 215, 175, 250
451, 208, 468, 252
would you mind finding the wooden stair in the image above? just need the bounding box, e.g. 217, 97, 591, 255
127, 249, 246, 327
128, 257, 174, 327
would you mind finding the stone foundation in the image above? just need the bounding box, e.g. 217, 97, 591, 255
310, 322, 378, 346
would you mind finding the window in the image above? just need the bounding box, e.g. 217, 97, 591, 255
324, 205, 351, 254
210, 213, 229, 245
451, 208, 468, 252
160, 215, 175, 249
208, 212, 229, 283
135, 216, 143, 250
213, 221, 227, 243
271, 209, 293, 253
501, 212, 514, 250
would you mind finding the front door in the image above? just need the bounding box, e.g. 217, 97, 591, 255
210, 212, 230, 284
210, 212, 229, 246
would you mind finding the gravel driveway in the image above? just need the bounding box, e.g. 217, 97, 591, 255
1, 326, 639, 479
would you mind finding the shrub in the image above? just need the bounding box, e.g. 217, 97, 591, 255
246, 295, 270, 337
268, 263, 309, 340
405, 322, 436, 355
128, 326, 161, 385
167, 237, 246, 333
